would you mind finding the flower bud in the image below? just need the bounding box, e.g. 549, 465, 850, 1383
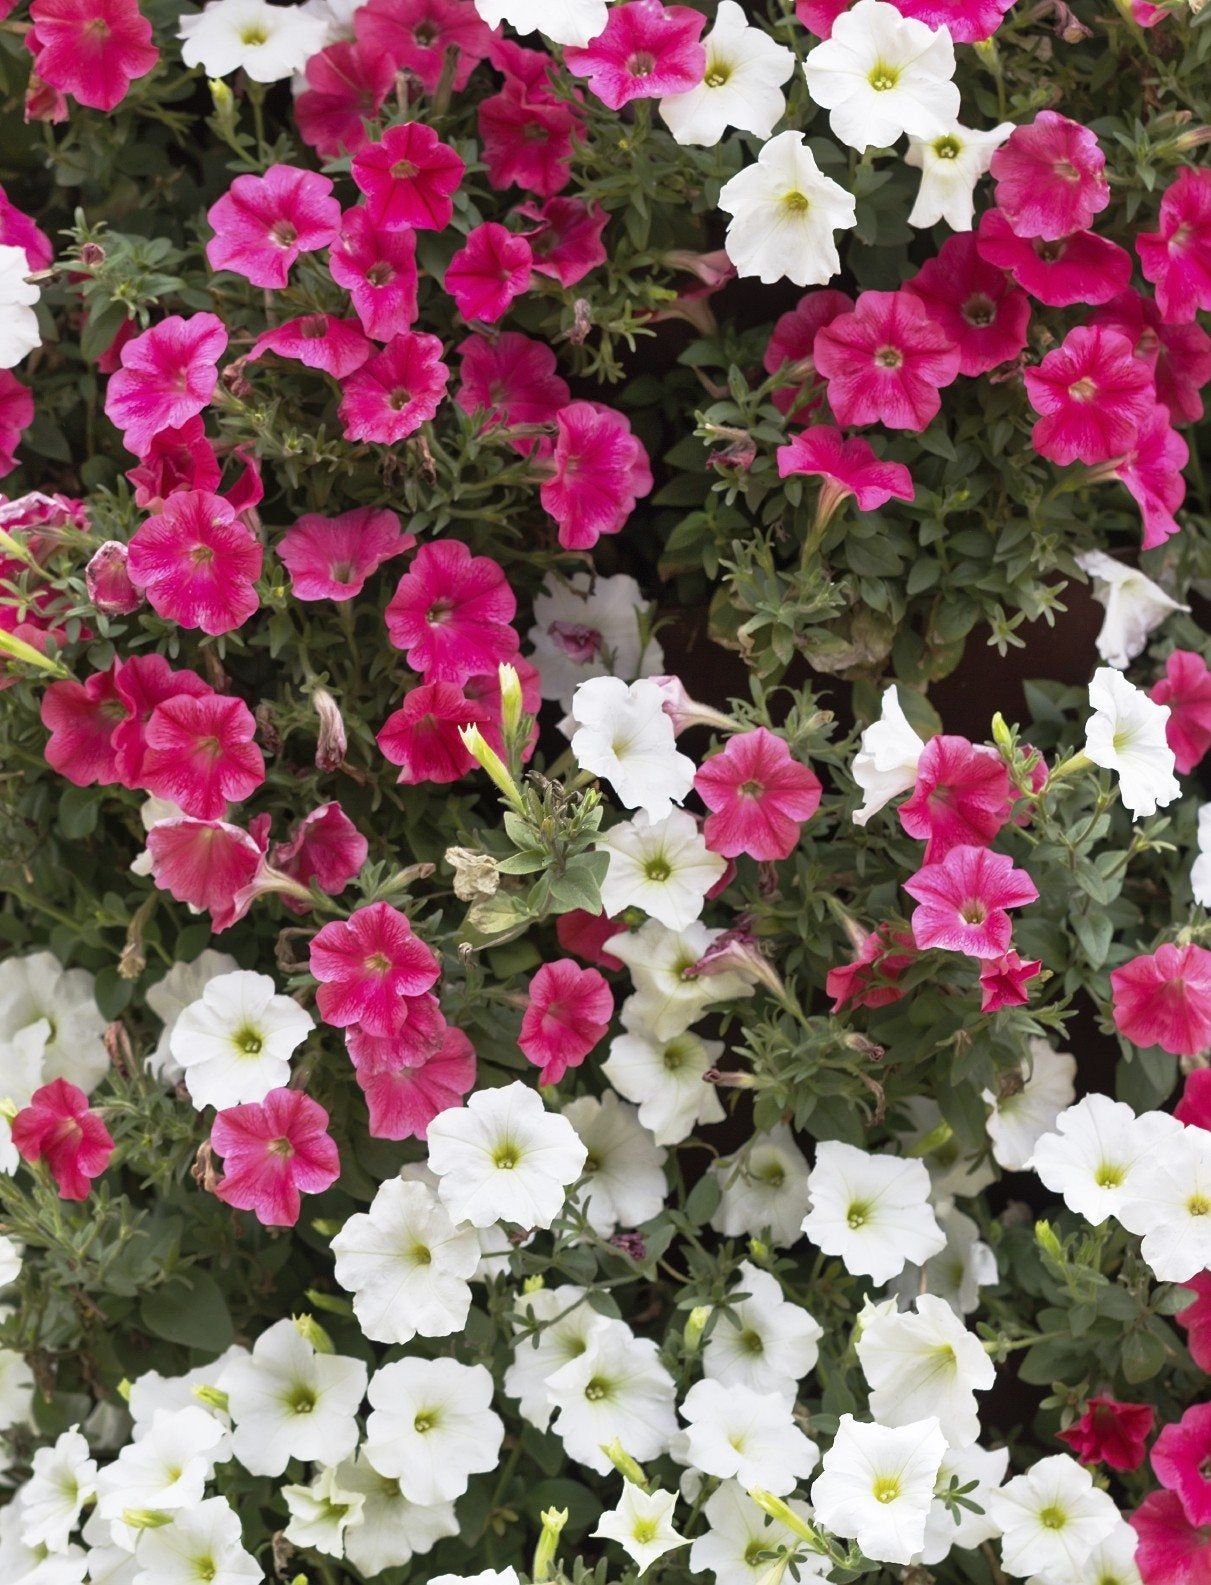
293, 1313, 334, 1354
499, 662, 524, 741
532, 1506, 569, 1582
683, 1305, 711, 1351
122, 1509, 173, 1530
459, 724, 526, 813
1035, 1219, 1063, 1260
312, 688, 347, 772
193, 1384, 230, 1413
603, 1439, 649, 1489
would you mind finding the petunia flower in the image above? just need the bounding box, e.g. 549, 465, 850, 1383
1023, 325, 1155, 466
337, 330, 450, 443
904, 233, 1031, 375
28, 0, 158, 113
125, 415, 221, 508
536, 401, 652, 550
764, 289, 853, 416
658, 1, 795, 148
40, 666, 126, 788
1075, 551, 1188, 671
146, 815, 269, 933
564, 0, 707, 110
310, 902, 440, 1039
1091, 289, 1211, 426
377, 681, 492, 784
813, 288, 961, 431
350, 122, 466, 231
211, 1087, 341, 1228
718, 130, 856, 287
1058, 1397, 1156, 1474
989, 111, 1111, 241
103, 313, 227, 458
1151, 650, 1211, 775
975, 210, 1133, 308
353, 0, 494, 95
206, 165, 341, 289
126, 489, 262, 635
179, 0, 328, 81
444, 223, 534, 323
295, 39, 395, 161
353, 1025, 476, 1140
694, 727, 823, 862
904, 119, 1013, 231
1110, 942, 1211, 1058
329, 205, 419, 342
12, 1077, 114, 1200
903, 843, 1038, 959
519, 195, 610, 286
278, 506, 411, 601
518, 958, 614, 1085
249, 314, 372, 379
1084, 666, 1180, 819
1136, 167, 1211, 326
139, 691, 265, 821
897, 734, 1012, 861
474, 0, 609, 46
777, 426, 914, 526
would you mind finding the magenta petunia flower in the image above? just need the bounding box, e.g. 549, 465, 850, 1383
1176, 1273, 1211, 1374
353, 0, 494, 95
776, 426, 914, 526
270, 803, 368, 911
295, 38, 395, 161
763, 288, 853, 417
795, 0, 848, 36
904, 844, 1038, 959
480, 80, 581, 199
813, 289, 961, 431
694, 727, 822, 863
976, 209, 1133, 308
456, 331, 571, 446
1058, 1397, 1155, 1473
445, 223, 534, 324
125, 417, 221, 509
564, 0, 707, 110
1153, 1404, 1211, 1526
1090, 290, 1211, 427
0, 184, 53, 271
377, 681, 492, 784
337, 331, 450, 444
519, 196, 610, 287
40, 665, 126, 787
904, 234, 1031, 377
826, 924, 915, 1013
1132, 1489, 1211, 1585
12, 1078, 114, 1201
309, 901, 441, 1037
126, 489, 263, 635
1109, 402, 1189, 552
278, 505, 412, 601
249, 314, 372, 379
146, 816, 268, 934
329, 206, 420, 342
211, 1088, 341, 1229
1024, 326, 1155, 467
990, 111, 1110, 241
893, 0, 1014, 42
1175, 1069, 1211, 1132
1137, 167, 1211, 326
1111, 942, 1211, 1058
519, 958, 614, 1085
110, 652, 211, 787
85, 540, 141, 615
538, 400, 653, 550
104, 313, 227, 458
385, 538, 518, 683
898, 735, 1013, 862
351, 121, 467, 232
347, 992, 447, 1074
354, 1025, 477, 1140
206, 165, 341, 290
978, 950, 1042, 1013
28, 0, 157, 113
0, 371, 33, 477
139, 691, 265, 821
1150, 650, 1211, 776
556, 910, 626, 971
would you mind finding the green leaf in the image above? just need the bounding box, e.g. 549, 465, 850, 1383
140, 1272, 234, 1354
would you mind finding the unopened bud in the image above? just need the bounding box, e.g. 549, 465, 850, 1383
523, 1274, 545, 1294
209, 78, 234, 112
684, 1305, 711, 1351
748, 1490, 826, 1552
293, 1313, 334, 1354
991, 712, 1014, 755
602, 1439, 649, 1489
459, 724, 526, 812
122, 1509, 173, 1530
532, 1506, 569, 1582
193, 1384, 230, 1413
79, 241, 106, 269
1035, 1219, 1063, 1260
499, 662, 524, 741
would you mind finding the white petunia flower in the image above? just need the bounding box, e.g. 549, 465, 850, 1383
282, 1464, 366, 1558
811, 1414, 948, 1565
710, 1124, 812, 1248
987, 1454, 1121, 1582
0, 1232, 20, 1288
0, 1345, 34, 1431
84, 1543, 137, 1585
603, 1024, 725, 1145
504, 1285, 610, 1431
689, 1481, 826, 1585
127, 1345, 245, 1455
906, 121, 1013, 230
331, 1175, 480, 1344
22, 1428, 97, 1553
571, 677, 696, 822
681, 1379, 818, 1496
528, 572, 663, 710
595, 1485, 687, 1574
0, 1116, 18, 1176
1192, 804, 1211, 907
170, 969, 312, 1111
336, 1453, 459, 1576
718, 131, 857, 287
856, 1294, 995, 1448
1043, 1521, 1143, 1585
703, 1261, 823, 1402
0, 951, 108, 1103
660, 2, 795, 147
95, 1407, 225, 1536
801, 1140, 945, 1282
612, 920, 755, 1042
0, 245, 41, 369
546, 1322, 679, 1476
598, 809, 727, 931
984, 1040, 1077, 1172
562, 1092, 668, 1235
431, 1572, 520, 1585
145, 950, 240, 1084
1075, 552, 1189, 671
178, 0, 329, 81
1119, 1124, 1211, 1282
892, 1205, 999, 1316
363, 1358, 504, 1506
426, 1080, 587, 1231
852, 685, 927, 826
1029, 1093, 1180, 1226
804, 0, 958, 153
918, 1442, 1009, 1565
218, 1319, 367, 1478
473, 0, 608, 47
1084, 667, 1181, 820
130, 1496, 260, 1585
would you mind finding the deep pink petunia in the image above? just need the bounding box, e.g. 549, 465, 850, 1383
211, 1088, 340, 1228
146, 816, 268, 934
355, 1026, 476, 1140
329, 206, 419, 342
813, 290, 961, 431
1111, 943, 1211, 1058
351, 121, 466, 232
456, 331, 570, 447
904, 844, 1038, 960
125, 417, 221, 509
1109, 403, 1189, 552
206, 165, 341, 290
1154, 1404, 1211, 1527
271, 803, 368, 911
1058, 1397, 1155, 1473
40, 666, 126, 787
85, 540, 141, 615
28, 0, 157, 113
763, 288, 853, 417
898, 735, 1013, 862
353, 0, 494, 95
445, 223, 533, 324
480, 80, 581, 199
904, 234, 1031, 377
0, 372, 33, 477
556, 909, 626, 971
892, 0, 1014, 42
377, 681, 492, 784
776, 426, 913, 526
826, 924, 915, 1012
1150, 651, 1211, 776
537, 401, 653, 550
976, 210, 1133, 308
295, 38, 395, 161
105, 313, 227, 459
1131, 1490, 1211, 1585
1090, 291, 1211, 427
346, 993, 447, 1074
12, 1078, 114, 1201
1175, 1069, 1211, 1132
1137, 168, 1211, 326
249, 314, 372, 380
310, 901, 441, 1037
564, 0, 706, 110
0, 185, 53, 272
990, 111, 1110, 241
518, 196, 609, 287
978, 950, 1042, 1013
1023, 326, 1155, 466
337, 331, 450, 443
126, 490, 262, 635
519, 958, 613, 1085
110, 652, 211, 787
794, 0, 848, 35
139, 692, 264, 821
278, 506, 412, 601
1176, 1273, 1211, 1374
694, 727, 822, 862
385, 538, 518, 683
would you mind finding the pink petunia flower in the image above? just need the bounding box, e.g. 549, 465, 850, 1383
892, 0, 1014, 42
146, 816, 268, 934
556, 909, 626, 971
309, 901, 441, 1037
978, 950, 1042, 1013
385, 538, 518, 683
456, 331, 571, 446
1090, 291, 1211, 427
1175, 1069, 1211, 1132
898, 735, 1012, 862
0, 372, 33, 477
271, 802, 368, 912
1176, 1273, 1211, 1374
537, 401, 653, 550
904, 234, 1031, 377
12, 1078, 114, 1201
776, 426, 914, 528
904, 844, 1039, 959
694, 727, 822, 862
249, 314, 373, 379
110, 652, 211, 787
795, 0, 848, 35
104, 313, 227, 458
206, 165, 341, 290
1150, 651, 1211, 776
1110, 943, 1211, 1057
976, 210, 1133, 308
826, 924, 915, 1012
989, 111, 1110, 241
329, 206, 419, 342
564, 0, 706, 110
351, 122, 466, 232
1023, 326, 1155, 467
1154, 1404, 1211, 1527
126, 490, 262, 635
125, 417, 221, 509
337, 331, 450, 443
0, 186, 53, 272
354, 1025, 476, 1140
519, 958, 614, 1085
813, 289, 961, 431
1131, 1490, 1211, 1585
377, 681, 491, 784
347, 992, 447, 1073
85, 540, 141, 615
278, 506, 412, 601
211, 1088, 340, 1228
480, 80, 581, 199
1136, 168, 1211, 326
139, 692, 265, 821
40, 666, 126, 787
1058, 1397, 1155, 1473
295, 39, 395, 161
764, 288, 853, 417
1106, 402, 1189, 552
445, 223, 533, 323
27, 0, 157, 113
518, 196, 609, 287
353, 0, 494, 95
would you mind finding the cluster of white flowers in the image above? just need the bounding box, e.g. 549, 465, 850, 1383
0, 952, 108, 1105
